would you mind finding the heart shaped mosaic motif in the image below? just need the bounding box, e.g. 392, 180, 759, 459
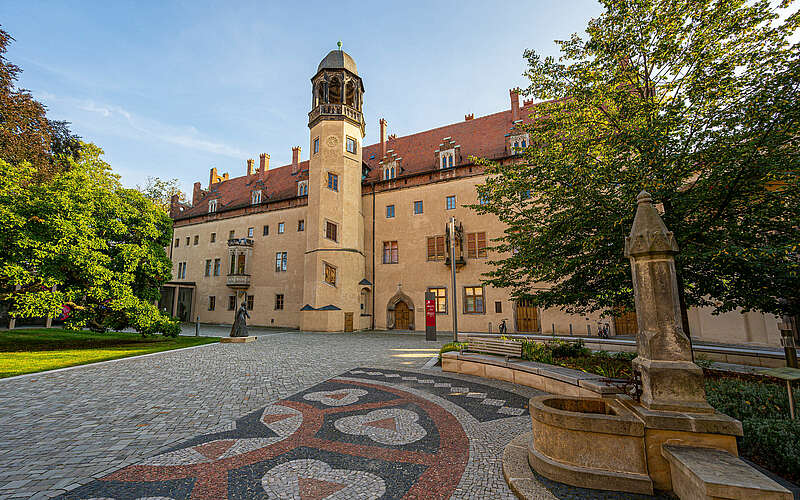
261, 458, 385, 500
302, 388, 367, 407
334, 408, 426, 445
140, 404, 302, 466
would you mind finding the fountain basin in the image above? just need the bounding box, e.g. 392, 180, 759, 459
528, 395, 654, 495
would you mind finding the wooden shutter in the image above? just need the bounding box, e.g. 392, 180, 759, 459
477, 232, 487, 258
467, 233, 477, 258
427, 237, 436, 260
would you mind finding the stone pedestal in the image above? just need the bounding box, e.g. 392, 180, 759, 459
624, 191, 712, 413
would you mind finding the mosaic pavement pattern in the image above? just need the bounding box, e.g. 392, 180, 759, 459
56, 368, 530, 499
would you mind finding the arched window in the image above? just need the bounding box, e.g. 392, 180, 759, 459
441, 156, 447, 169
317, 84, 326, 105
345, 81, 356, 107
390, 166, 395, 178
448, 155, 454, 167
514, 142, 519, 151
521, 139, 526, 148
329, 77, 342, 104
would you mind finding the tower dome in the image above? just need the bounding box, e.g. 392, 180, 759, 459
317, 49, 358, 76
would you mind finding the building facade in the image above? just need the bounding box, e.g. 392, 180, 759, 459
162, 49, 782, 347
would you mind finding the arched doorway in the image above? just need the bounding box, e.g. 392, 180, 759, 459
386, 287, 415, 330
395, 302, 411, 329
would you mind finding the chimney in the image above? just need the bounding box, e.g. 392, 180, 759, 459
246, 158, 255, 176
169, 193, 180, 218
292, 146, 301, 174
465, 113, 474, 121
259, 153, 270, 174
510, 88, 520, 122
379, 118, 387, 159
209, 167, 218, 185
192, 182, 202, 205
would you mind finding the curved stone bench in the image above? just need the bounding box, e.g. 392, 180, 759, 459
441, 351, 625, 398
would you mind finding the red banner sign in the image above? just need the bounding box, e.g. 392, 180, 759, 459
425, 299, 436, 327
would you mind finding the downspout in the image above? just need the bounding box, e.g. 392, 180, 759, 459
371, 181, 376, 330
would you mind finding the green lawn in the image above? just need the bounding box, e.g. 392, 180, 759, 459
0, 328, 219, 378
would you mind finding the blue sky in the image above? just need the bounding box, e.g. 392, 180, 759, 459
3, 0, 603, 195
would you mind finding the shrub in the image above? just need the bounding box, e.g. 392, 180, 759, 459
439, 342, 466, 360
520, 340, 553, 364
549, 339, 590, 358
704, 377, 800, 483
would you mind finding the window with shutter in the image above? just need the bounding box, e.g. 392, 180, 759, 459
427, 236, 446, 260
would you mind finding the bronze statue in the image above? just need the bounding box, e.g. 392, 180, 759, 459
230, 302, 250, 337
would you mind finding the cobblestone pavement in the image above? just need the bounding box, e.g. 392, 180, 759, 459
1, 329, 669, 499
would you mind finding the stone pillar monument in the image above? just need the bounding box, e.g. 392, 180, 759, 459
624, 191, 713, 413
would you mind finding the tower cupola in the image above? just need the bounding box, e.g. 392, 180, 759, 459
309, 42, 365, 136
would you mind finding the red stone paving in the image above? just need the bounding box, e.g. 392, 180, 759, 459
261, 412, 295, 424
193, 440, 235, 460
298, 477, 346, 500
364, 417, 397, 432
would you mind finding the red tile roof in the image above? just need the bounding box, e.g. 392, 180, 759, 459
176, 101, 537, 221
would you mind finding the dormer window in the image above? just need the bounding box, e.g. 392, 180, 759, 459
439, 149, 455, 169
208, 199, 217, 213
382, 160, 398, 181
297, 180, 308, 197
509, 133, 530, 154
251, 190, 261, 205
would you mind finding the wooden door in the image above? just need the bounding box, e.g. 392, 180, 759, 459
515, 300, 539, 333
344, 312, 354, 332
395, 302, 410, 329
614, 311, 638, 336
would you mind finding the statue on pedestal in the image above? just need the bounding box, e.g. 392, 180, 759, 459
230, 302, 250, 337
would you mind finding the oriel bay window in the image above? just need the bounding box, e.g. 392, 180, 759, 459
464, 286, 485, 314
383, 241, 398, 264
467, 232, 487, 259
427, 236, 445, 261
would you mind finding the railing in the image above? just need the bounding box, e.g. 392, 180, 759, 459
226, 274, 251, 288
227, 238, 253, 247
308, 104, 363, 124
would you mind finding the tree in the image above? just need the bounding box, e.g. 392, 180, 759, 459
0, 27, 80, 179
0, 143, 179, 335
473, 0, 800, 327
136, 176, 185, 214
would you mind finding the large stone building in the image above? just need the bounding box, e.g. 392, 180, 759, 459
162, 48, 782, 346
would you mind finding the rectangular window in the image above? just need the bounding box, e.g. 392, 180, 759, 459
246, 295, 254, 311
248, 227, 254, 238
278, 222, 285, 234
446, 195, 456, 210
346, 136, 357, 154
495, 301, 502, 313
177, 262, 187, 279
327, 172, 338, 191
210, 232, 216, 243
275, 294, 284, 310
324, 262, 337, 286
213, 258, 221, 276
386, 205, 395, 218
263, 225, 269, 236
228, 295, 236, 311
313, 137, 319, 154
429, 287, 447, 314
229, 230, 235, 239
185, 236, 190, 246
275, 252, 287, 272
467, 232, 487, 259
298, 220, 305, 231
204, 259, 212, 277
427, 236, 446, 261
326, 221, 338, 242
194, 235, 199, 245
175, 238, 179, 247
383, 241, 398, 264
413, 200, 423, 214
464, 286, 485, 314
208, 296, 215, 311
